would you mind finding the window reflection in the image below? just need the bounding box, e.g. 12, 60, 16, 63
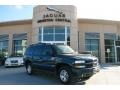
104, 33, 116, 63
0, 41, 8, 57
85, 33, 100, 59
13, 40, 27, 56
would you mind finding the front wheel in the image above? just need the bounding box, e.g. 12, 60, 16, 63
26, 63, 33, 75
58, 66, 73, 84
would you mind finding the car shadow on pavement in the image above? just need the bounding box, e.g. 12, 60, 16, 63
33, 71, 86, 85
0, 66, 86, 85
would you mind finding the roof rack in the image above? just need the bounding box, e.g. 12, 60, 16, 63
30, 43, 52, 46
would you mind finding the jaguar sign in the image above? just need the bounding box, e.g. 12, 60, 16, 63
37, 7, 71, 23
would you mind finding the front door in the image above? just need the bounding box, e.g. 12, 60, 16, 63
116, 47, 120, 62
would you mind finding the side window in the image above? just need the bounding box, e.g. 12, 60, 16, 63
33, 45, 43, 56
25, 46, 33, 55
42, 45, 53, 56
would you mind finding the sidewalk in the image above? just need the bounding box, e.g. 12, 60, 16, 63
86, 64, 120, 84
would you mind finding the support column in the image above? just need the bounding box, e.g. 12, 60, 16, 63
8, 34, 13, 56
100, 33, 106, 63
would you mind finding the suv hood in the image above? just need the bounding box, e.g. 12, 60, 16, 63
59, 54, 98, 61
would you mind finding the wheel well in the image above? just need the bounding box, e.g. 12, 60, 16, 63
56, 63, 71, 73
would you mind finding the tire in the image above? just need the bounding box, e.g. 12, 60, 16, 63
58, 66, 73, 84
26, 63, 33, 75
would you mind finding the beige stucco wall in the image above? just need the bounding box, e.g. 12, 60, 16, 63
0, 5, 120, 64
32, 5, 78, 51
78, 23, 118, 63
0, 24, 32, 56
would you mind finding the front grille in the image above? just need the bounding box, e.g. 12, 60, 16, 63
11, 60, 18, 63
85, 59, 97, 68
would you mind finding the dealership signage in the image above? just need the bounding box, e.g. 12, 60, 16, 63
37, 7, 71, 23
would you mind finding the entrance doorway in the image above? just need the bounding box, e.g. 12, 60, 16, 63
116, 47, 120, 62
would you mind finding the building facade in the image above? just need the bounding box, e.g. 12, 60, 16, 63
0, 5, 120, 63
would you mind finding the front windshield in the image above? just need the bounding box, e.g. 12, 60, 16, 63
54, 45, 75, 55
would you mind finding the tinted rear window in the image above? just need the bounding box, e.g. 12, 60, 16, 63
25, 44, 53, 56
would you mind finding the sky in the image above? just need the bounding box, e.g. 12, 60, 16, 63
0, 5, 34, 22
1, 0, 120, 21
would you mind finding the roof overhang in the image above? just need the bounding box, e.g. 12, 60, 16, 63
0, 19, 32, 26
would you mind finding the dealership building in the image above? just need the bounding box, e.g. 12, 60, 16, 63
1, 5, 120, 63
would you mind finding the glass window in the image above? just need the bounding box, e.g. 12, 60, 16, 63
85, 33, 100, 39
42, 45, 53, 56
39, 28, 42, 41
67, 34, 70, 41
55, 34, 65, 41
33, 46, 43, 56
39, 35, 42, 41
67, 27, 70, 46
13, 40, 27, 56
0, 40, 8, 57
54, 45, 75, 55
67, 27, 70, 34
116, 41, 120, 46
104, 33, 116, 63
91, 45, 99, 51
3, 41, 8, 46
25, 46, 33, 55
14, 40, 22, 46
43, 27, 54, 34
85, 33, 100, 59
55, 27, 65, 33
85, 40, 91, 45
67, 28, 70, 46
91, 40, 99, 45
43, 34, 54, 41
105, 40, 114, 46
39, 27, 42, 34
39, 26, 70, 46
104, 33, 116, 40
85, 45, 91, 51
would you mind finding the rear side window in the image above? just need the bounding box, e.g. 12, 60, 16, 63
25, 46, 33, 55
33, 45, 43, 56
25, 45, 53, 56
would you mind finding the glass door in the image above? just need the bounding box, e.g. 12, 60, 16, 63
116, 47, 120, 62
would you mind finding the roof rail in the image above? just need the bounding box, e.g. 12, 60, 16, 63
30, 43, 52, 46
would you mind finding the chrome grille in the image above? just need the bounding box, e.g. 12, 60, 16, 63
11, 60, 18, 63
85, 59, 97, 68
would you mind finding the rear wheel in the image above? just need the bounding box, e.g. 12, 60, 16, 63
58, 66, 73, 84
26, 63, 33, 75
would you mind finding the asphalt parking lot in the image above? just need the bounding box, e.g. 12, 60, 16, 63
0, 64, 120, 85
0, 66, 61, 85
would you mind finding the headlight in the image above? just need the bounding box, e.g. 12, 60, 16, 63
75, 60, 85, 63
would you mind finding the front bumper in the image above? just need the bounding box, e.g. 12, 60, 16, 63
72, 67, 98, 78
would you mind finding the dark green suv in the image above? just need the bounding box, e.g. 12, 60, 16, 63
24, 43, 99, 84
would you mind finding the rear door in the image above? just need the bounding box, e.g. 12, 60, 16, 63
32, 45, 56, 71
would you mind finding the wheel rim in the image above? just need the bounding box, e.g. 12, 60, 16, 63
27, 65, 31, 74
60, 69, 69, 82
